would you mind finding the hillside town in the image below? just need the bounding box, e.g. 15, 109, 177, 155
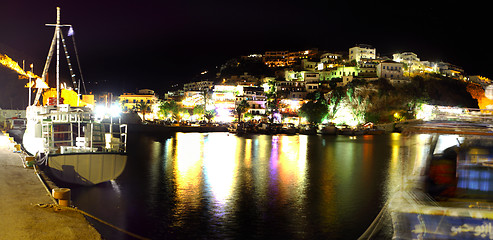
62, 44, 493, 127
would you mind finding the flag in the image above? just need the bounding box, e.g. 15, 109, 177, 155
68, 27, 74, 36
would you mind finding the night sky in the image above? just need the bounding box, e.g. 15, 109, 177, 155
0, 0, 491, 98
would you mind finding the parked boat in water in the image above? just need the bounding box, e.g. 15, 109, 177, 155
387, 121, 493, 239
21, 7, 127, 186
23, 105, 127, 186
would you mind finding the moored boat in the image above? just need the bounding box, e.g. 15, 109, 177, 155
22, 7, 127, 186
24, 104, 128, 186
387, 121, 493, 239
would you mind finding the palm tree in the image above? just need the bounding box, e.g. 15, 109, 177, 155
136, 101, 151, 121
235, 100, 249, 122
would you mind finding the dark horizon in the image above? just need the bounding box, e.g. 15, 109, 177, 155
1, 1, 491, 96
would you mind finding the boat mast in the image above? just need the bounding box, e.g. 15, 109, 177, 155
56, 7, 60, 105
41, 7, 71, 106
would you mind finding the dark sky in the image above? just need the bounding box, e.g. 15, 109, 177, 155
0, 0, 491, 96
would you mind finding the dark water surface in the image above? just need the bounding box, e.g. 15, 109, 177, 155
71, 132, 421, 239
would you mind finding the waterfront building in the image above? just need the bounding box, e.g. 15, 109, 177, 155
235, 86, 266, 116
119, 89, 159, 118
349, 44, 376, 63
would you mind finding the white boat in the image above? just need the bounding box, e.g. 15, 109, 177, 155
23, 105, 127, 186
22, 8, 127, 186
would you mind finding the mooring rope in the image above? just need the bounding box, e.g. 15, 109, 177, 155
35, 203, 150, 240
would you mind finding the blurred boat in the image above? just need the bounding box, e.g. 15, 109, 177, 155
388, 121, 493, 239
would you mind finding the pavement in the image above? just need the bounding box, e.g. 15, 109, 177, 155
0, 132, 101, 240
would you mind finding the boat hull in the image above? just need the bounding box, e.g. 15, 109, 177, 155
392, 211, 493, 239
48, 152, 127, 186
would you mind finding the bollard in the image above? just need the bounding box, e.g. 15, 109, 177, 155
25, 156, 35, 168
52, 188, 71, 207
14, 144, 21, 153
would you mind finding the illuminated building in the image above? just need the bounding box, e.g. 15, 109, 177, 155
263, 49, 318, 67
264, 51, 289, 67
320, 52, 342, 63
287, 49, 318, 65
377, 60, 404, 79
393, 52, 423, 72
119, 89, 159, 118
349, 44, 376, 63
301, 59, 318, 71
322, 66, 359, 81
437, 62, 465, 79
235, 86, 266, 115
275, 80, 305, 98
183, 81, 214, 91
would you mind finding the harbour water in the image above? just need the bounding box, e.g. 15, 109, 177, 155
71, 132, 428, 239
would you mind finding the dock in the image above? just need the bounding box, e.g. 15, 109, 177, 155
0, 132, 101, 239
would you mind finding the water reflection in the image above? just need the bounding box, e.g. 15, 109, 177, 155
72, 132, 418, 239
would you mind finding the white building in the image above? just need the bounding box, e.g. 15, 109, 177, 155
377, 60, 404, 80
393, 52, 422, 72
320, 52, 342, 63
349, 44, 376, 63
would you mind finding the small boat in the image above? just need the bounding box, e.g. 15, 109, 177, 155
386, 121, 493, 239
362, 122, 385, 135
299, 124, 317, 135
281, 123, 298, 135
318, 123, 337, 135
337, 124, 354, 135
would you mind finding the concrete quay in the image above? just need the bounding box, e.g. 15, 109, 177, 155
0, 132, 101, 240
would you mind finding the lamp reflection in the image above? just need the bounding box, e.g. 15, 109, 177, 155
173, 133, 203, 223
203, 133, 238, 211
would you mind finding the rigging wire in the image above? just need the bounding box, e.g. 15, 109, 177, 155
60, 32, 78, 92
69, 27, 87, 95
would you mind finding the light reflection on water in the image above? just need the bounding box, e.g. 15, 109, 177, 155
71, 132, 430, 239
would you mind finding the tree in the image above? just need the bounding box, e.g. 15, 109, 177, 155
327, 87, 345, 119
136, 101, 151, 121
204, 109, 216, 123
298, 100, 329, 124
235, 100, 249, 122
158, 100, 182, 120
193, 104, 205, 116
